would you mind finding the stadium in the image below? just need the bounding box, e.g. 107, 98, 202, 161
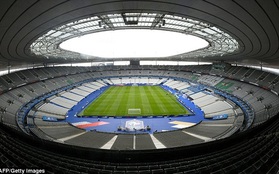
0, 1, 279, 173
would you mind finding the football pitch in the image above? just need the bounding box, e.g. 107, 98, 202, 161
79, 86, 190, 117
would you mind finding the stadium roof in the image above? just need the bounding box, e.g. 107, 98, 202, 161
0, 1, 279, 68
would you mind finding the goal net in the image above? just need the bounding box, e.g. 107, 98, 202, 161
128, 108, 141, 115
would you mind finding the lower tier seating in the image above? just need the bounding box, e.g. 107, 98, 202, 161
0, 113, 279, 173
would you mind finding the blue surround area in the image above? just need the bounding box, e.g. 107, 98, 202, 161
66, 84, 205, 134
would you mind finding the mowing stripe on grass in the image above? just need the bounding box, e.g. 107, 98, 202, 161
139, 86, 150, 115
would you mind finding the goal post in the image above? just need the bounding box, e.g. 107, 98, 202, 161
128, 108, 141, 115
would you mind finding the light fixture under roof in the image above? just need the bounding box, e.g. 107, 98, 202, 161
30, 12, 239, 60
121, 13, 140, 25
59, 29, 208, 58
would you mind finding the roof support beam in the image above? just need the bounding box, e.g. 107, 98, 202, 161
151, 14, 165, 29
98, 15, 115, 29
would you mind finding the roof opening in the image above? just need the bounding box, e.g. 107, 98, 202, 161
60, 29, 208, 58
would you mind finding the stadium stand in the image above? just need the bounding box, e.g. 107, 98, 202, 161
61, 92, 84, 102
153, 130, 204, 148
38, 124, 85, 140
0, 114, 279, 173
32, 111, 65, 120
50, 97, 78, 109
135, 134, 157, 150
65, 131, 116, 149
111, 134, 134, 150
0, 65, 279, 173
0, 66, 278, 123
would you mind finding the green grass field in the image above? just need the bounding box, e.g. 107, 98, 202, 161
79, 86, 190, 116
